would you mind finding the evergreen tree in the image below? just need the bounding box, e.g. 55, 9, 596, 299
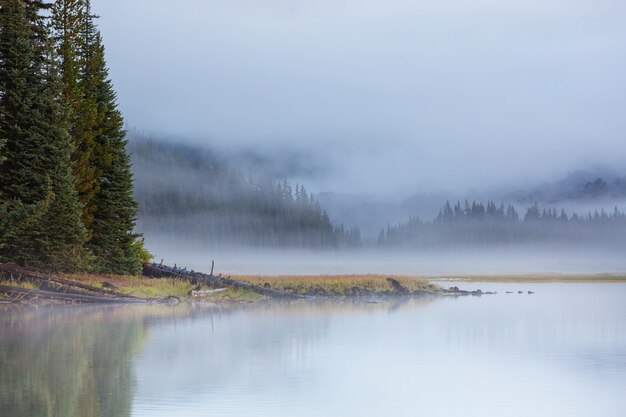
52, 0, 99, 235
82, 7, 141, 274
0, 0, 87, 270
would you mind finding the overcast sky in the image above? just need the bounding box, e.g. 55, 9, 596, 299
93, 0, 626, 194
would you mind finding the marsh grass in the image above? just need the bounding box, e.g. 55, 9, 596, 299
4, 270, 621, 304
234, 274, 437, 295
64, 274, 200, 298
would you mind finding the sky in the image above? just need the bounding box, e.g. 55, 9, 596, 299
93, 0, 626, 195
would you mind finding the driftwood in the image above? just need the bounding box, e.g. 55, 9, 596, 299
190, 288, 227, 296
0, 285, 169, 304
143, 263, 302, 299
0, 263, 178, 304
0, 263, 139, 299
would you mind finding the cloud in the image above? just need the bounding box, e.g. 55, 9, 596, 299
95, 0, 626, 193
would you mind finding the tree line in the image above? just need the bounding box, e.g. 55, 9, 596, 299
131, 138, 362, 249
378, 200, 626, 248
0, 0, 145, 273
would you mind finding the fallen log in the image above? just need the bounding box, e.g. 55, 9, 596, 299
143, 263, 302, 299
0, 263, 139, 299
0, 285, 158, 304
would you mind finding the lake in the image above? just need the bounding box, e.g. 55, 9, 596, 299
1, 282, 625, 417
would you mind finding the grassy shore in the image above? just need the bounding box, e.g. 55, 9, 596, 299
2, 271, 624, 304
234, 274, 436, 295
1, 272, 435, 303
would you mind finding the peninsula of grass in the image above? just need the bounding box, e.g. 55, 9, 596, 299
233, 274, 438, 296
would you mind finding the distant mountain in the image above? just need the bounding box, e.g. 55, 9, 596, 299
505, 170, 626, 204
316, 169, 626, 241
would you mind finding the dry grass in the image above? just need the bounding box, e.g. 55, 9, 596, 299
233, 274, 437, 295
64, 273, 200, 298
4, 270, 623, 304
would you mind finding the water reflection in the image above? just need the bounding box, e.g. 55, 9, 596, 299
0, 305, 160, 417
1, 286, 626, 417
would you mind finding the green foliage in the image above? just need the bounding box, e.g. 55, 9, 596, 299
52, 0, 100, 234
132, 239, 154, 264
81, 12, 141, 274
0, 0, 143, 273
0, 0, 87, 271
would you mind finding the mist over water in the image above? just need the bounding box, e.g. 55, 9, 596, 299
129, 135, 626, 275
144, 237, 626, 275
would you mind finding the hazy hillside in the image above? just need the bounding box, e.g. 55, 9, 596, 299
317, 170, 626, 241
129, 136, 361, 249
505, 170, 626, 203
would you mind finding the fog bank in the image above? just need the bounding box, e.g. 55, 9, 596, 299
144, 238, 626, 275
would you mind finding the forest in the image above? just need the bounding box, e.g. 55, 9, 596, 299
0, 0, 144, 273
131, 137, 362, 249
378, 200, 626, 249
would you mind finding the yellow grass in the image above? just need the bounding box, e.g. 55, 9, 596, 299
64, 273, 201, 298
1, 273, 264, 301
233, 274, 437, 295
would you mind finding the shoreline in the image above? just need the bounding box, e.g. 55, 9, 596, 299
2, 262, 625, 306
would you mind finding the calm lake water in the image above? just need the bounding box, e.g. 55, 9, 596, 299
1, 283, 625, 417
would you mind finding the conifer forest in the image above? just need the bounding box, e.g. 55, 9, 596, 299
0, 0, 143, 273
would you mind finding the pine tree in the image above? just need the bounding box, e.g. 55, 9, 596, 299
0, 0, 87, 270
51, 0, 99, 236
82, 7, 142, 274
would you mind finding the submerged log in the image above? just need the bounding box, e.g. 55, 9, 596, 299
143, 263, 302, 299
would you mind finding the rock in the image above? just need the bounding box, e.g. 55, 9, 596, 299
528, 290, 535, 294
448, 286, 460, 292
506, 291, 513, 294
518, 291, 523, 294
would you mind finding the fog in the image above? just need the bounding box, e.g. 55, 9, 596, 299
144, 241, 626, 276
129, 133, 626, 274
96, 0, 626, 195
88, 1, 626, 274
